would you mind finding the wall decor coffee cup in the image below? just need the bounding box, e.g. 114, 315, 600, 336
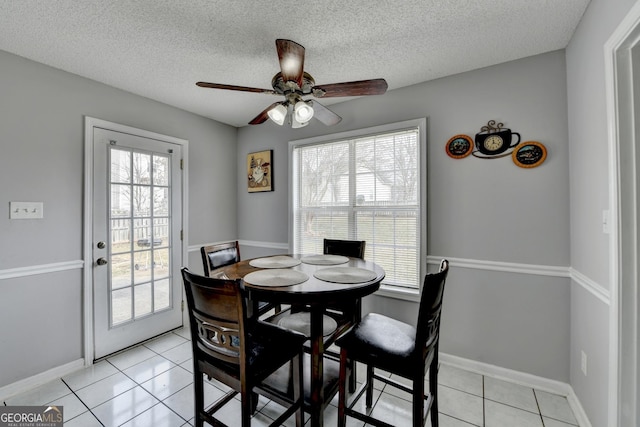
474, 120, 521, 156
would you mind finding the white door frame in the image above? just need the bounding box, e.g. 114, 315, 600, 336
83, 117, 189, 364
605, 3, 640, 426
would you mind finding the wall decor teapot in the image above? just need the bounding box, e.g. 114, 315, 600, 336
474, 120, 520, 156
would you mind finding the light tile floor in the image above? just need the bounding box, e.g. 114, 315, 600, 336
2, 328, 580, 427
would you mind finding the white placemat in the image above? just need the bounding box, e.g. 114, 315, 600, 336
278, 312, 338, 337
243, 269, 308, 287
300, 254, 349, 265
249, 255, 302, 269
313, 267, 378, 284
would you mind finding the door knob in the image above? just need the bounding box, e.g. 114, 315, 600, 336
96, 258, 108, 266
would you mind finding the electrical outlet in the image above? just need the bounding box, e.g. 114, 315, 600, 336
602, 210, 610, 234
581, 350, 587, 376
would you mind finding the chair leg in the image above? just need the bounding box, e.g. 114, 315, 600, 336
194, 371, 205, 427
413, 377, 425, 427
365, 364, 374, 408
240, 387, 252, 427
250, 392, 259, 414
337, 350, 348, 427
429, 360, 439, 427
293, 353, 304, 427
347, 358, 357, 392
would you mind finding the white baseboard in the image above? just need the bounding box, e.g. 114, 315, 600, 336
0, 358, 85, 403
566, 389, 593, 427
440, 352, 591, 427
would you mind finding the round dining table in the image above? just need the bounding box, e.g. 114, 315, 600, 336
213, 253, 385, 427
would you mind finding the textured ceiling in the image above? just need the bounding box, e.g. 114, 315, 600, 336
0, 0, 589, 127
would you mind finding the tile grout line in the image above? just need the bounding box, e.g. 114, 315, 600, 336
110, 343, 194, 426
534, 388, 546, 426
59, 377, 105, 426
482, 374, 486, 427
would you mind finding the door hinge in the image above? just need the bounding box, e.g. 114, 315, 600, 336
181, 300, 184, 312
180, 159, 184, 170
180, 229, 183, 241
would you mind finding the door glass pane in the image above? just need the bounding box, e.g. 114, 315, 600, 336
153, 187, 169, 216
133, 219, 151, 247
112, 288, 132, 325
111, 218, 131, 253
108, 146, 173, 328
154, 218, 169, 247
111, 184, 131, 217
133, 185, 151, 217
134, 251, 153, 284
133, 152, 151, 184
154, 247, 170, 278
111, 149, 131, 183
153, 155, 169, 186
154, 279, 170, 311
111, 253, 132, 290
134, 283, 152, 318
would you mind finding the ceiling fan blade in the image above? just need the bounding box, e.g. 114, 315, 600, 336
310, 100, 342, 126
313, 78, 388, 98
248, 102, 282, 125
276, 39, 305, 87
196, 81, 277, 95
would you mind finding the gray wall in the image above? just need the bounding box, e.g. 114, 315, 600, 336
565, 0, 637, 426
1, 2, 634, 423
0, 50, 237, 387
237, 50, 572, 381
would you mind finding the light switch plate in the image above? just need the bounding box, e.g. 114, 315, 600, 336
10, 202, 44, 219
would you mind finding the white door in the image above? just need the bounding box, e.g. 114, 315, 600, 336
92, 126, 183, 359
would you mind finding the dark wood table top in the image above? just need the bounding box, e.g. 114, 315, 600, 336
215, 254, 385, 305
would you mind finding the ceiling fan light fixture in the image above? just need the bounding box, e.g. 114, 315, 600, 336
267, 103, 287, 125
291, 115, 309, 128
294, 100, 314, 123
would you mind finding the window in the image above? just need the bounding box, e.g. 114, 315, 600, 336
290, 119, 426, 294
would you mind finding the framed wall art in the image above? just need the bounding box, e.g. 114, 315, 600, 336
247, 150, 273, 192
512, 141, 547, 168
445, 134, 474, 159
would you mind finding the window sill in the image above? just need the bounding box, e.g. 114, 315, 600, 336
374, 284, 421, 303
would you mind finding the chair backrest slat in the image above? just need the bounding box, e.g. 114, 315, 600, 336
323, 239, 366, 259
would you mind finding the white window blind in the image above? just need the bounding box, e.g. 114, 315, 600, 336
292, 126, 421, 290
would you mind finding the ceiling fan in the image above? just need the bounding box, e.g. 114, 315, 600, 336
196, 39, 388, 128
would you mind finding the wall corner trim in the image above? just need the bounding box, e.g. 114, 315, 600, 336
570, 267, 610, 305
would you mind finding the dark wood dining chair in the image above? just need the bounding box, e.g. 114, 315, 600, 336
200, 241, 280, 317
181, 268, 307, 427
335, 259, 450, 427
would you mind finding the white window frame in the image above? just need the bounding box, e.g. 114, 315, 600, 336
288, 118, 427, 301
